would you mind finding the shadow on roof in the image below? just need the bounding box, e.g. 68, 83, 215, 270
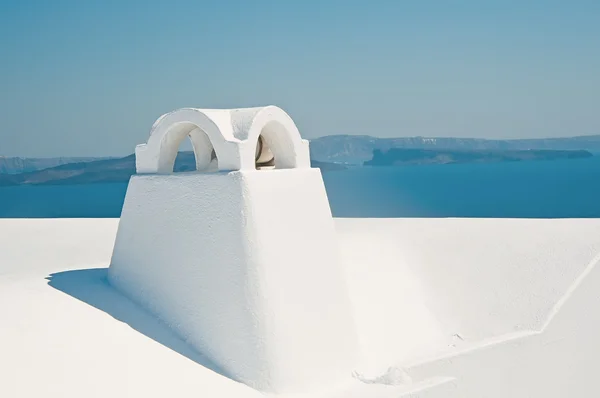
45, 267, 233, 381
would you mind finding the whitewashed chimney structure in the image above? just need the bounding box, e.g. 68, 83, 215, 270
108, 106, 360, 394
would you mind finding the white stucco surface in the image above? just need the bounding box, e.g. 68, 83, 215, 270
110, 171, 359, 394
337, 218, 600, 385
2, 218, 600, 397
135, 106, 310, 173
112, 106, 359, 394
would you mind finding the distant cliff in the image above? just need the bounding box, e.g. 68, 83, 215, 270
0, 156, 105, 174
0, 152, 345, 186
2, 133, 599, 185
364, 148, 593, 166
310, 134, 600, 164
3, 134, 599, 173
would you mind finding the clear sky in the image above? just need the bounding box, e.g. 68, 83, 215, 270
1, 0, 599, 157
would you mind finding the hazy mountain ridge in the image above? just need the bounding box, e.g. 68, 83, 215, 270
309, 134, 600, 164
1, 134, 598, 186
0, 152, 344, 186
364, 148, 593, 166
0, 156, 106, 174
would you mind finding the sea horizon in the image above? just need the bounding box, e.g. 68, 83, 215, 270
1, 156, 598, 219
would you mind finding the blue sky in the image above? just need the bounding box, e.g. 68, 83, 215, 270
1, 0, 599, 157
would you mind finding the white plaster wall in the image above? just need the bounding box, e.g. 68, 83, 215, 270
109, 170, 359, 394
135, 106, 310, 174
241, 169, 359, 392
109, 173, 268, 383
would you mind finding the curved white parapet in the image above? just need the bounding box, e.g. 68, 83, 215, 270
109, 106, 360, 394
134, 106, 311, 173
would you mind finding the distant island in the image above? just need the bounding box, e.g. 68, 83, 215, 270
0, 133, 598, 186
310, 134, 600, 164
0, 152, 345, 187
364, 148, 593, 166
0, 156, 107, 175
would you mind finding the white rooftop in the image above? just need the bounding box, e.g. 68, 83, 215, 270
2, 217, 600, 397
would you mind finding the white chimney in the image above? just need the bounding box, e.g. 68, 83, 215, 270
109, 106, 360, 394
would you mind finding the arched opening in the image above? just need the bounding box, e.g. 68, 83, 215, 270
255, 135, 275, 170
173, 135, 196, 173
159, 123, 219, 173
254, 120, 297, 170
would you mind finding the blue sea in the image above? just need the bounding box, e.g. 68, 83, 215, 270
1, 157, 599, 218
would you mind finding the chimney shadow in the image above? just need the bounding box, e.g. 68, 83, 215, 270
45, 267, 232, 380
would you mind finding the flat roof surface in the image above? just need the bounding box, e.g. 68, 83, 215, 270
2, 218, 600, 398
